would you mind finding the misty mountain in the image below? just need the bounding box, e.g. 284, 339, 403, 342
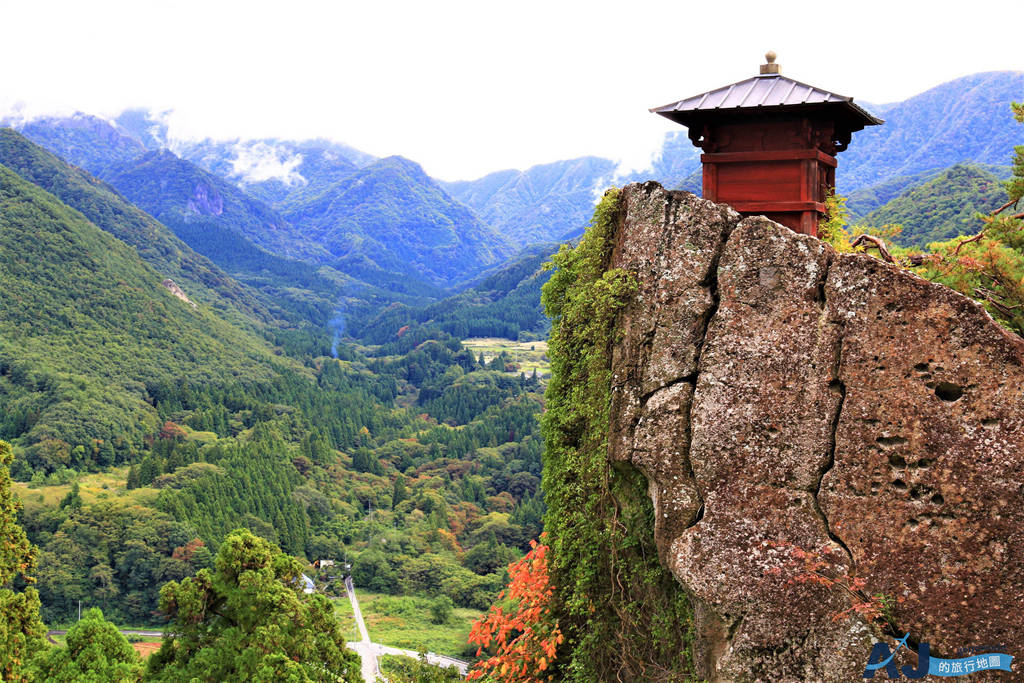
173, 137, 377, 209
5, 113, 146, 177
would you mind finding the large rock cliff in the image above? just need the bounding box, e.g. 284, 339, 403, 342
607, 182, 1024, 681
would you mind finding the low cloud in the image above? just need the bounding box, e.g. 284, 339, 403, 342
228, 141, 306, 186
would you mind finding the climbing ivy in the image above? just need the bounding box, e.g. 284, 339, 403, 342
540, 189, 697, 682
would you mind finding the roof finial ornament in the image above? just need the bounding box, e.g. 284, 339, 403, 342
760, 50, 780, 76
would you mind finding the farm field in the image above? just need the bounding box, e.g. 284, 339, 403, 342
333, 592, 481, 658
462, 337, 550, 378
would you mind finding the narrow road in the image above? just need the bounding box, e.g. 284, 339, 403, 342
46, 628, 163, 646
47, 629, 163, 637
343, 576, 469, 681
346, 575, 371, 643
345, 575, 379, 682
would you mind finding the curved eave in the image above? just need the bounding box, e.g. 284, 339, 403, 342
652, 100, 884, 131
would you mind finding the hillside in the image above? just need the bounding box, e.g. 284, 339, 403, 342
0, 128, 276, 327
98, 150, 359, 326
103, 149, 326, 262
838, 71, 1024, 192
352, 243, 555, 344
443, 157, 617, 243
864, 163, 1010, 246
282, 155, 514, 287
0, 163, 284, 463
7, 113, 146, 177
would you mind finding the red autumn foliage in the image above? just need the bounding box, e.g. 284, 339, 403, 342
159, 420, 187, 440
467, 534, 563, 682
171, 538, 206, 564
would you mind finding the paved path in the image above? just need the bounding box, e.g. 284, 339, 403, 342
344, 641, 469, 679
344, 576, 469, 681
47, 628, 163, 647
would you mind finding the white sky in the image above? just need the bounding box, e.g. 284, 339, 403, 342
0, 0, 1021, 180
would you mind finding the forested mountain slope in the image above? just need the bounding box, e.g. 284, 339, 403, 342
0, 164, 288, 466
352, 243, 555, 343
0, 128, 274, 327
281, 155, 514, 287
839, 71, 1024, 192
865, 163, 1010, 246
443, 157, 617, 243
104, 149, 326, 262
99, 149, 357, 327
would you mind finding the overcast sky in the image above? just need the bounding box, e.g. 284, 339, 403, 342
0, 0, 1021, 180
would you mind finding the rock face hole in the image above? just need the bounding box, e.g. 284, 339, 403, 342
935, 382, 964, 402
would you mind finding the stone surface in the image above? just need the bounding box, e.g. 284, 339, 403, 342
609, 181, 738, 556
608, 182, 1024, 681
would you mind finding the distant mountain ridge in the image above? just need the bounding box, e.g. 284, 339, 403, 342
5, 70, 1021, 307
838, 71, 1024, 192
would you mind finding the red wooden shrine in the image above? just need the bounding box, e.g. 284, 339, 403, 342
651, 52, 882, 236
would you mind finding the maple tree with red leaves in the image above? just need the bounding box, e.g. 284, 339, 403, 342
158, 420, 187, 440
467, 534, 563, 682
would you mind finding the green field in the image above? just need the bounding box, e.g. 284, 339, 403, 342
13, 468, 159, 513
332, 593, 361, 642
462, 337, 550, 378
336, 592, 481, 658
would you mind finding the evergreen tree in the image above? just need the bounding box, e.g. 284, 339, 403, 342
59, 481, 82, 511
0, 440, 47, 682
391, 474, 409, 507
26, 607, 141, 682
147, 529, 360, 682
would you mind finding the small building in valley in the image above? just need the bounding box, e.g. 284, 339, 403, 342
651, 52, 882, 237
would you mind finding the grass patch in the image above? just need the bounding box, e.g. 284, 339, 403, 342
351, 592, 480, 658
462, 337, 550, 378
13, 469, 159, 513
330, 596, 360, 642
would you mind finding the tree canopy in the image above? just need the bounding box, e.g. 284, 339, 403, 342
26, 607, 141, 682
0, 440, 46, 681
146, 529, 360, 683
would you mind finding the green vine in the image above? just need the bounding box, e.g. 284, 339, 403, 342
541, 189, 697, 682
